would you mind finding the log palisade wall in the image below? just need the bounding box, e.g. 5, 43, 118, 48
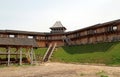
0, 19, 120, 47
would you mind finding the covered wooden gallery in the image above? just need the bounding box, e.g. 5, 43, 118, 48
0, 19, 120, 48
0, 38, 38, 66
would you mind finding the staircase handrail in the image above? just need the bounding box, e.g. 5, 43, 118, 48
42, 44, 52, 61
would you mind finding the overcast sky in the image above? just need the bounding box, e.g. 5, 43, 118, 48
0, 0, 120, 32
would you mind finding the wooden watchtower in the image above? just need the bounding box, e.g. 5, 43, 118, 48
50, 21, 66, 33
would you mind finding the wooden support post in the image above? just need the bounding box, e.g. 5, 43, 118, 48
15, 48, 19, 63
30, 47, 33, 65
7, 47, 10, 66
19, 47, 22, 65
6, 48, 8, 62
33, 50, 36, 64
25, 47, 31, 64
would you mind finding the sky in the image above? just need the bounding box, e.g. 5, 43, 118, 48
0, 0, 120, 32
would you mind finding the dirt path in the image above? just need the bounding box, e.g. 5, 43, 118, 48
0, 62, 120, 77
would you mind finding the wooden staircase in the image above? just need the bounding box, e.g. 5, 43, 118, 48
63, 37, 72, 46
43, 43, 57, 62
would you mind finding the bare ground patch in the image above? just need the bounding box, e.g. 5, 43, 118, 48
0, 62, 120, 77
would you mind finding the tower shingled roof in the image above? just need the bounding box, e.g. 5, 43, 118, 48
50, 21, 65, 28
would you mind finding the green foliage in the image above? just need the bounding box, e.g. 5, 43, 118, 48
96, 70, 106, 75
100, 75, 108, 77
96, 70, 109, 77
80, 73, 85, 76
51, 42, 120, 65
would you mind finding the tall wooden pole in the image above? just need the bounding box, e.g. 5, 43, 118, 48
19, 47, 22, 65
7, 47, 10, 66
30, 47, 33, 65
15, 48, 18, 63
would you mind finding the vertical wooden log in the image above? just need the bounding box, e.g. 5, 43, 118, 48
104, 33, 106, 42
25, 47, 31, 64
95, 35, 97, 43
33, 49, 36, 64
16, 48, 18, 63
7, 47, 10, 66
6, 48, 8, 63
30, 47, 33, 65
19, 47, 22, 65
87, 37, 89, 44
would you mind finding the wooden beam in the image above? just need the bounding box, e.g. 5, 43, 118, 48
19, 47, 22, 65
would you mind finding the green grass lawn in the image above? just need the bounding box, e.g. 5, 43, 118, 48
51, 42, 120, 65
34, 48, 47, 57
34, 48, 47, 60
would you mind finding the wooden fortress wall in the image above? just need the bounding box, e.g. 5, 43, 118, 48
0, 19, 120, 47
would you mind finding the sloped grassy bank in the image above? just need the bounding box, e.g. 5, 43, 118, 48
51, 42, 120, 65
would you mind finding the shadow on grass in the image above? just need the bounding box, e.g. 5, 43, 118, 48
62, 42, 119, 54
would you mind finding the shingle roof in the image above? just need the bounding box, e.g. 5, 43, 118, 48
50, 21, 65, 28
0, 30, 48, 35
66, 19, 120, 33
0, 38, 38, 47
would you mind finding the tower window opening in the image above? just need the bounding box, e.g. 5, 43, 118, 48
113, 26, 117, 31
